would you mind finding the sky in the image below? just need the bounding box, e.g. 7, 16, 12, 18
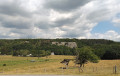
0, 0, 120, 41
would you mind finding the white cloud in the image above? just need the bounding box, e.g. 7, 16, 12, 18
112, 17, 120, 27
0, 0, 120, 41
49, 9, 72, 22
91, 30, 120, 41
112, 18, 120, 23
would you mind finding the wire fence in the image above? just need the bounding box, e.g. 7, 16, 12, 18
0, 65, 120, 75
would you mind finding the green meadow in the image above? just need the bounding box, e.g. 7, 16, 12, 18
0, 55, 120, 76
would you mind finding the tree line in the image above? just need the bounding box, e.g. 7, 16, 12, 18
0, 39, 120, 59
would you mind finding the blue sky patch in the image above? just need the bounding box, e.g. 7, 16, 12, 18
91, 20, 120, 34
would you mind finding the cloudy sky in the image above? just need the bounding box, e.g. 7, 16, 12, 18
0, 0, 120, 41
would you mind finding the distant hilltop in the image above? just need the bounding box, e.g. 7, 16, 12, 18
52, 42, 77, 48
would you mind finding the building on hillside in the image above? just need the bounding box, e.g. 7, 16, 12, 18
52, 42, 77, 48
27, 54, 32, 57
24, 41, 30, 43
51, 52, 55, 55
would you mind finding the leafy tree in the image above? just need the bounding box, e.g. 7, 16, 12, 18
45, 51, 51, 56
39, 50, 46, 57
19, 49, 29, 57
75, 46, 99, 72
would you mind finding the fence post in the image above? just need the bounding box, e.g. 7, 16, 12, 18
93, 67, 94, 72
29, 66, 31, 73
115, 65, 117, 74
113, 65, 117, 74
62, 67, 64, 74
96, 67, 97, 72
44, 68, 46, 73
2, 69, 4, 73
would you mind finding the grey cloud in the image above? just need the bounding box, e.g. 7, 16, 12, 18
35, 22, 51, 29
0, 0, 33, 29
54, 16, 77, 27
0, 13, 32, 29
0, 30, 18, 39
0, 1, 31, 17
10, 29, 27, 35
10, 28, 36, 39
86, 0, 120, 22
62, 31, 80, 38
87, 9, 111, 22
19, 34, 36, 39
45, 0, 91, 12
3, 22, 30, 29
61, 28, 88, 38
61, 27, 90, 38
1, 20, 32, 29
35, 15, 78, 30
0, 34, 10, 39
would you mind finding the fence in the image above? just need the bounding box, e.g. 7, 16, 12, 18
0, 65, 120, 75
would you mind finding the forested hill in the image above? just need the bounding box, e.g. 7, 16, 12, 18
0, 39, 120, 59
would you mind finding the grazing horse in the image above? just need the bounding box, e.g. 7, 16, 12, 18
60, 59, 72, 69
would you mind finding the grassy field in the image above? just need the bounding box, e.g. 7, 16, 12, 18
0, 55, 120, 76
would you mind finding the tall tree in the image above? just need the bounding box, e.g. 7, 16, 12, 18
75, 46, 99, 72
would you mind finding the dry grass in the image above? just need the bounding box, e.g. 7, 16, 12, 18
0, 55, 120, 76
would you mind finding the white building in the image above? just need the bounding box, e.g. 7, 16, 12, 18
51, 52, 55, 55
